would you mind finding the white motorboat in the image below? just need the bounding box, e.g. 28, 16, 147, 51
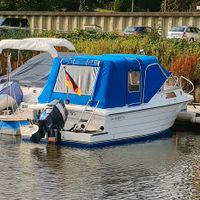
0, 38, 194, 146
27, 54, 193, 147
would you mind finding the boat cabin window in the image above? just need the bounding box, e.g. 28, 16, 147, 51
54, 64, 99, 96
128, 71, 140, 92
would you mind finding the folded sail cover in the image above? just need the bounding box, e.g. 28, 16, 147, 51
38, 55, 171, 108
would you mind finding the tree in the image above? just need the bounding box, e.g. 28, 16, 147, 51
160, 0, 200, 12
189, 0, 200, 11
113, 0, 121, 11
0, 0, 17, 10
18, 0, 53, 11
79, 0, 95, 11
114, 0, 131, 11
135, 0, 162, 12
0, 0, 55, 11
96, 0, 114, 9
0, 0, 164, 12
0, 0, 80, 11
60, 0, 80, 11
114, 0, 161, 12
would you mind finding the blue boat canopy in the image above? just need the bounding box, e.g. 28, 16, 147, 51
38, 54, 171, 108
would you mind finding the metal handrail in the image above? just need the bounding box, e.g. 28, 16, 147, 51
83, 100, 100, 132
73, 99, 91, 131
180, 76, 194, 94
143, 62, 169, 103
170, 75, 180, 87
74, 99, 99, 132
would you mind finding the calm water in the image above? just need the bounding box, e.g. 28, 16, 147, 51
0, 130, 200, 200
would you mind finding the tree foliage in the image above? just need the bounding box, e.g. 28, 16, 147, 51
190, 0, 200, 11
0, 0, 80, 11
79, 0, 95, 11
0, 0, 54, 11
114, 0, 131, 12
113, 0, 121, 11
161, 0, 200, 12
135, 0, 162, 12
58, 0, 80, 11
1, 0, 200, 12
96, 0, 114, 10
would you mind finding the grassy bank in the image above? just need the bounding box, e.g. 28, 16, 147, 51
1, 30, 200, 95
35, 30, 200, 86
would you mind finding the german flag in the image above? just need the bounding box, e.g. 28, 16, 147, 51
65, 71, 82, 96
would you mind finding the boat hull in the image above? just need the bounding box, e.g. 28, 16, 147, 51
59, 129, 172, 148
56, 102, 185, 147
0, 121, 38, 136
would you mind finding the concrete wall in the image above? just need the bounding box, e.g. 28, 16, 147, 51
1, 11, 200, 36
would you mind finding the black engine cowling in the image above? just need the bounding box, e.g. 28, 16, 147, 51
30, 99, 68, 143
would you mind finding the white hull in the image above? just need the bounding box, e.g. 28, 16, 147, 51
19, 86, 192, 147
58, 101, 186, 146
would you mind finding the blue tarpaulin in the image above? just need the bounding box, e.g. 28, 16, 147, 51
38, 54, 171, 108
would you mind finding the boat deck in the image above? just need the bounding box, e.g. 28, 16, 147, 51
0, 109, 36, 121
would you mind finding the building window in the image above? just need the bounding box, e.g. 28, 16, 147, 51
128, 71, 140, 92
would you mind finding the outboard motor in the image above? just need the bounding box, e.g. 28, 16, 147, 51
30, 99, 68, 143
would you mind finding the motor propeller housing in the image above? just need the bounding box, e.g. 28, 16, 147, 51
30, 99, 68, 143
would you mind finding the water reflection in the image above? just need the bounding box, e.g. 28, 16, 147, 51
0, 134, 22, 145
0, 131, 200, 199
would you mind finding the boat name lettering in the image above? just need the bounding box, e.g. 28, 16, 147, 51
111, 116, 125, 120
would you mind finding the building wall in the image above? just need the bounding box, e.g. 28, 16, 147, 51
1, 11, 200, 36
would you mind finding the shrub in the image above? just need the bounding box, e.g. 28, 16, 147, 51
170, 54, 198, 80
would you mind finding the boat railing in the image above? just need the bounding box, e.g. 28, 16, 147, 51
163, 76, 180, 90
73, 99, 100, 132
83, 100, 100, 132
163, 75, 194, 94
179, 76, 194, 94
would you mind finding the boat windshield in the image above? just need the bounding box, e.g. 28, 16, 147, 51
163, 76, 179, 90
